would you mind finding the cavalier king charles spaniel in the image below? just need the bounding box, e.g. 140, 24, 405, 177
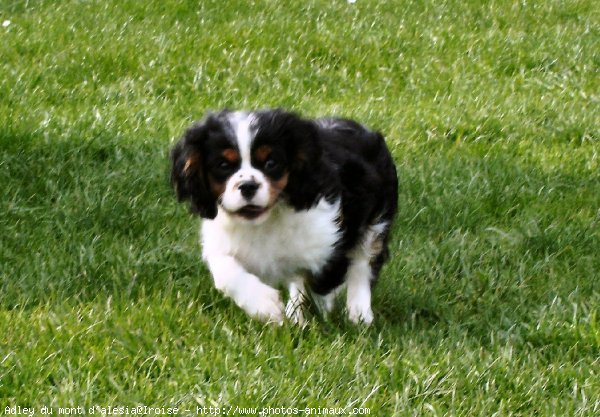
171, 109, 397, 324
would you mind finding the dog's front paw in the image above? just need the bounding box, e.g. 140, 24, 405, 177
348, 305, 374, 325
239, 284, 284, 324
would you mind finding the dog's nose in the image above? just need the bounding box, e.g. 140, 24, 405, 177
238, 181, 260, 200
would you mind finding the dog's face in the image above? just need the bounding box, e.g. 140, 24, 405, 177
171, 110, 320, 222
202, 112, 290, 222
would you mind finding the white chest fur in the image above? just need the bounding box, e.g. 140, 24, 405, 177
201, 198, 341, 286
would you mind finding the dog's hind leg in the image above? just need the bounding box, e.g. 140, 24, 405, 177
346, 222, 389, 325
346, 258, 374, 324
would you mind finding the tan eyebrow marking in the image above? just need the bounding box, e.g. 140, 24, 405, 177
254, 145, 272, 163
222, 148, 240, 163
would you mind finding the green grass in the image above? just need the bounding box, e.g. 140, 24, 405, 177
1, 0, 599, 414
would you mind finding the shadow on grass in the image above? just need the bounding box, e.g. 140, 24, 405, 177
1, 129, 200, 308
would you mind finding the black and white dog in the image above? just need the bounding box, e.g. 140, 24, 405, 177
171, 109, 397, 324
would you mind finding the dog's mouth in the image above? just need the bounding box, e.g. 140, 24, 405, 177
235, 204, 269, 220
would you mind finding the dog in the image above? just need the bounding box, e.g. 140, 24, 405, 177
170, 109, 397, 324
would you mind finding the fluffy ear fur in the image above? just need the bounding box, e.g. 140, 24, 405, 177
257, 109, 328, 211
170, 122, 218, 219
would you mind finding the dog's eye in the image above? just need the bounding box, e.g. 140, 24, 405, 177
264, 158, 279, 171
219, 160, 232, 170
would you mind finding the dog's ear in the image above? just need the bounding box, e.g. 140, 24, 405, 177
260, 110, 325, 210
170, 122, 218, 219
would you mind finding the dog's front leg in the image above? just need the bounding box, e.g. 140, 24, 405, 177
205, 254, 284, 324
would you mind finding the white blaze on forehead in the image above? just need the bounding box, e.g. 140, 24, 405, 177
227, 111, 255, 166
220, 111, 270, 214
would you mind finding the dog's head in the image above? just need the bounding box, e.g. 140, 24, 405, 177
171, 109, 321, 222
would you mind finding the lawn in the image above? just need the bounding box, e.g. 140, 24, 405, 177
1, 0, 599, 415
